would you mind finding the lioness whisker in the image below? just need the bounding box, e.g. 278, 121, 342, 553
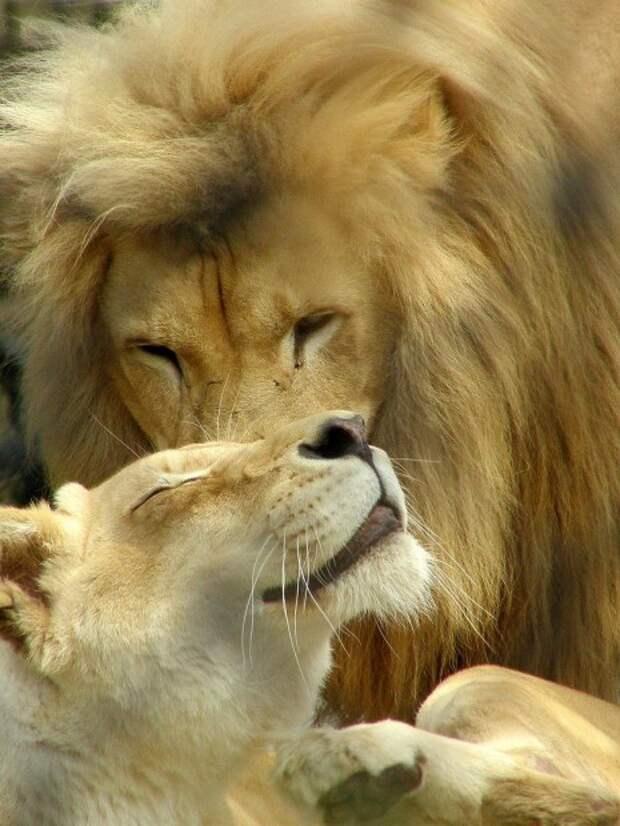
301, 545, 350, 658
390, 457, 442, 465
300, 529, 312, 614
233, 416, 254, 445
432, 558, 494, 623
281, 530, 312, 696
391, 462, 421, 487
404, 500, 494, 628
241, 535, 276, 670
235, 405, 276, 444
308, 525, 357, 652
310, 525, 341, 592
375, 619, 401, 660
404, 500, 481, 593
308, 524, 328, 588
431, 566, 495, 652
293, 536, 303, 651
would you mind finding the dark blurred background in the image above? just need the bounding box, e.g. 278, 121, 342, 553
1, 2, 125, 501
0, 0, 123, 56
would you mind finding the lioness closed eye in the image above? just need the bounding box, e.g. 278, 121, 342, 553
0, 412, 431, 826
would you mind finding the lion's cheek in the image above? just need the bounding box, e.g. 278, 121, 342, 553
109, 358, 184, 451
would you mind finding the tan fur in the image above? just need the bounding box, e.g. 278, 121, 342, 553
0, 0, 618, 721
278, 666, 620, 825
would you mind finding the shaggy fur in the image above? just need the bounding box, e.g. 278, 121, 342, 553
280, 667, 620, 825
0, 0, 619, 722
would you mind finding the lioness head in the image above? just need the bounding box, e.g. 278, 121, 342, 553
0, 413, 430, 729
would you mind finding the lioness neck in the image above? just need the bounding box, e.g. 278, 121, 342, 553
0, 635, 331, 825
0, 679, 221, 824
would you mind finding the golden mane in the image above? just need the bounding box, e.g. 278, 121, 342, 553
0, 0, 619, 720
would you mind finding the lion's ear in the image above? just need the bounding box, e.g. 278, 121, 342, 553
384, 0, 546, 127
0, 503, 61, 661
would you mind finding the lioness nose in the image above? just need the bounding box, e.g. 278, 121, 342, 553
300, 416, 372, 463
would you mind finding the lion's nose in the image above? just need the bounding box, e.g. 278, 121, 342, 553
299, 415, 372, 463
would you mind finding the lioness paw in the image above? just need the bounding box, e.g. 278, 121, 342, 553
318, 761, 423, 824
275, 721, 423, 824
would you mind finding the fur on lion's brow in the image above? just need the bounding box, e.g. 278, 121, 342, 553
0, 1, 446, 241
0, 0, 618, 724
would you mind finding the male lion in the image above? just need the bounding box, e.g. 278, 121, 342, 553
0, 0, 619, 723
0, 413, 432, 824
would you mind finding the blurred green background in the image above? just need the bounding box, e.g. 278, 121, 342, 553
0, 1, 123, 55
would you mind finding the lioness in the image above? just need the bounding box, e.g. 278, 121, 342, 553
3, 414, 619, 826
0, 412, 431, 825
0, 0, 619, 724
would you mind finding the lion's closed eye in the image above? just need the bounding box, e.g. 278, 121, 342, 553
137, 343, 182, 372
293, 312, 342, 369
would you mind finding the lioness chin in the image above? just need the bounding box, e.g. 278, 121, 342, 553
0, 412, 430, 826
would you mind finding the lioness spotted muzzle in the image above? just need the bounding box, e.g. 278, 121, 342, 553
263, 416, 404, 604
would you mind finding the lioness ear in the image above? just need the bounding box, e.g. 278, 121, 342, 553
54, 482, 89, 517
0, 503, 61, 664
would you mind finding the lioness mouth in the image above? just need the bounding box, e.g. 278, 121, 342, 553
262, 501, 401, 604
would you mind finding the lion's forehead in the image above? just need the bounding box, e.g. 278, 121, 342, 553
104, 197, 372, 344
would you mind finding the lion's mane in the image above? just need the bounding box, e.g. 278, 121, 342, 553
0, 0, 618, 720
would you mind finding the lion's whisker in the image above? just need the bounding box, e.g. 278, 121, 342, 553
215, 372, 231, 441
302, 527, 312, 611
225, 382, 243, 442
89, 413, 149, 464
181, 414, 215, 443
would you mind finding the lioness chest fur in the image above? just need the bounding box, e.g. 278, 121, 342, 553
0, 413, 430, 825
